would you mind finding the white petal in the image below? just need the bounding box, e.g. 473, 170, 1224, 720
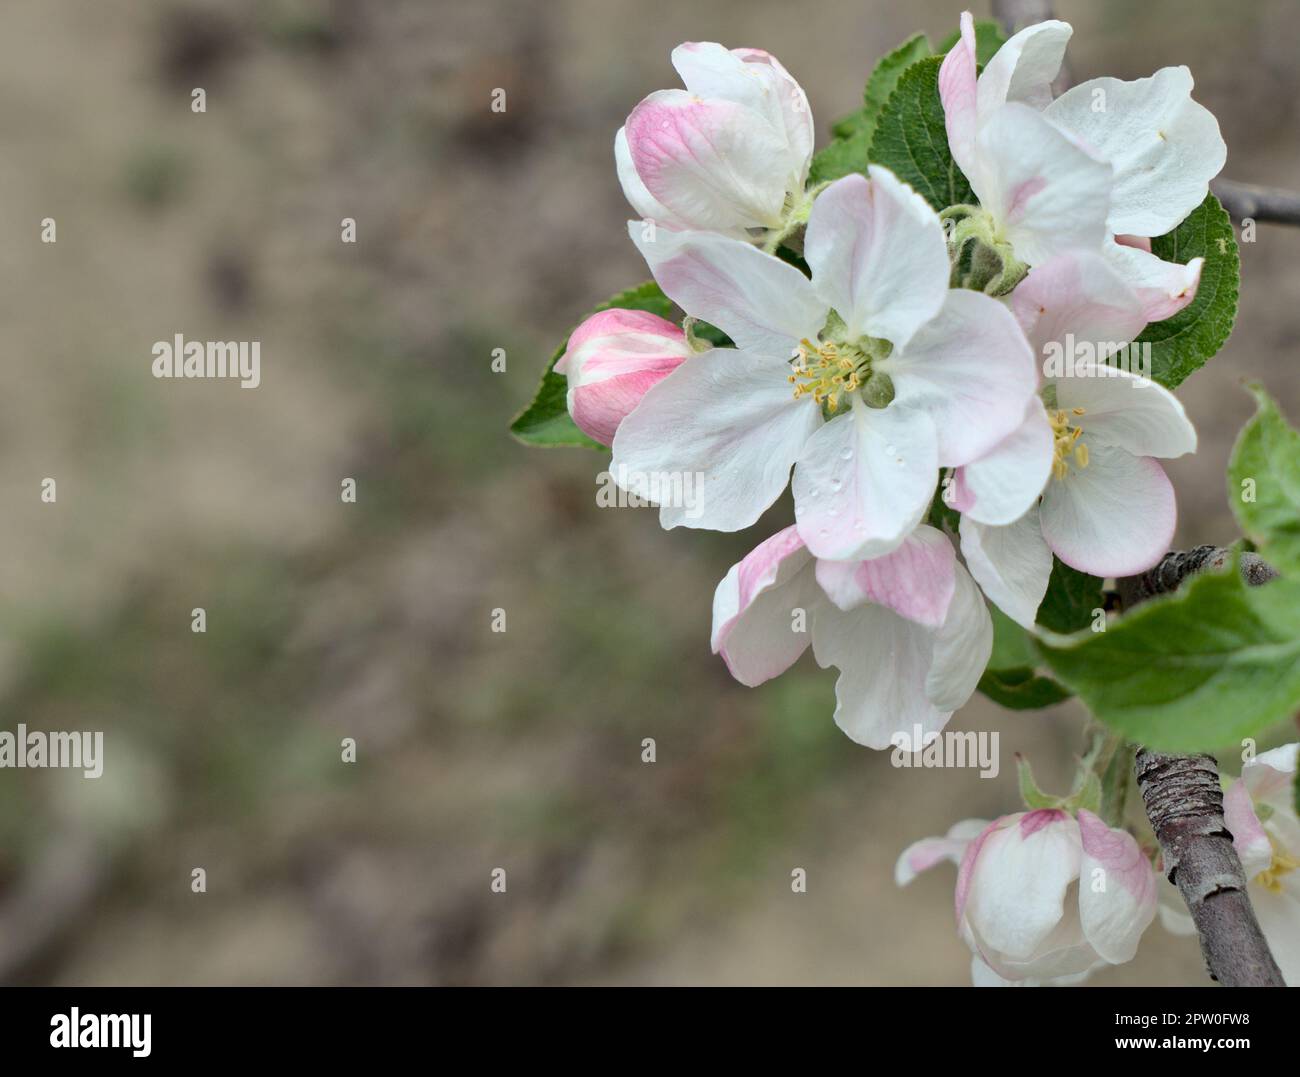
963, 810, 1082, 963
1251, 885, 1300, 987
959, 507, 1052, 630
791, 396, 937, 562
1056, 362, 1198, 459
711, 525, 816, 686
925, 561, 994, 712
810, 599, 947, 750
895, 817, 990, 887
938, 11, 979, 180
611, 347, 821, 532
813, 523, 956, 627
1045, 68, 1226, 237
1242, 743, 1300, 813
951, 398, 1054, 526
624, 89, 792, 232
1038, 444, 1175, 577
1011, 250, 1148, 370
973, 103, 1112, 267
976, 20, 1072, 121
1077, 809, 1158, 965
630, 223, 825, 359
881, 288, 1038, 466
803, 168, 949, 350
1101, 239, 1203, 322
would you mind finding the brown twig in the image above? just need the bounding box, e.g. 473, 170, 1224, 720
1119, 548, 1285, 987
1211, 179, 1300, 225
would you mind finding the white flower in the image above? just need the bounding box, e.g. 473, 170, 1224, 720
616, 168, 1036, 561
711, 523, 991, 749
1161, 744, 1300, 985
939, 11, 1226, 319
953, 250, 1197, 628
616, 43, 814, 242
900, 808, 1158, 985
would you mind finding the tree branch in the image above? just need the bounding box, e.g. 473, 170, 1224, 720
1119, 548, 1285, 987
1211, 179, 1300, 225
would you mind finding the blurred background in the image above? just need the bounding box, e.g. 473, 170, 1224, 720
0, 0, 1296, 985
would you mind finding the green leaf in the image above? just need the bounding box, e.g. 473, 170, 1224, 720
979, 605, 1073, 710
510, 281, 675, 449
812, 33, 931, 184
867, 56, 974, 212
1132, 193, 1239, 389
1036, 558, 1105, 634
1037, 557, 1300, 752
1228, 383, 1300, 576
936, 19, 1008, 66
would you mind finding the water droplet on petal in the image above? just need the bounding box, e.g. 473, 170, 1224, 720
885, 444, 896, 456
840, 448, 853, 461
830, 478, 842, 492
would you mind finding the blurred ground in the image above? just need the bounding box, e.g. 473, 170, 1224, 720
0, 0, 1296, 985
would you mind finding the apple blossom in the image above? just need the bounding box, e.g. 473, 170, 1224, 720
1160, 744, 1300, 985
616, 168, 1036, 561
711, 523, 991, 749
615, 42, 814, 244
953, 250, 1197, 628
554, 308, 693, 446
939, 11, 1225, 318
899, 807, 1158, 985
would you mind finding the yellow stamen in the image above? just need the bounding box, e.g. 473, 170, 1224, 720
1257, 837, 1300, 894
789, 338, 866, 410
1050, 407, 1089, 481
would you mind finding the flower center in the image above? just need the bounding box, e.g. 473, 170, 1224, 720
1257, 837, 1300, 894
1049, 407, 1090, 481
788, 338, 867, 412
788, 322, 893, 415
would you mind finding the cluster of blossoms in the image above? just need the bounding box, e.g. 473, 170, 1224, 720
553, 15, 1290, 983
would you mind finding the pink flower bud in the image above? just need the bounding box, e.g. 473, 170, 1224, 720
555, 309, 691, 446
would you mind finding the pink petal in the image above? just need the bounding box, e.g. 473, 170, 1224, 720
1223, 779, 1274, 880
1077, 809, 1158, 965
560, 309, 693, 445
938, 12, 979, 180
710, 525, 815, 686
625, 89, 791, 232
1009, 250, 1148, 372
813, 524, 956, 627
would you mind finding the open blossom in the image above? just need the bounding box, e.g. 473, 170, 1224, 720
952, 250, 1197, 628
939, 11, 1225, 319
555, 308, 692, 446
615, 168, 1036, 561
616, 42, 813, 242
712, 524, 991, 748
1161, 744, 1300, 984
899, 808, 1158, 985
